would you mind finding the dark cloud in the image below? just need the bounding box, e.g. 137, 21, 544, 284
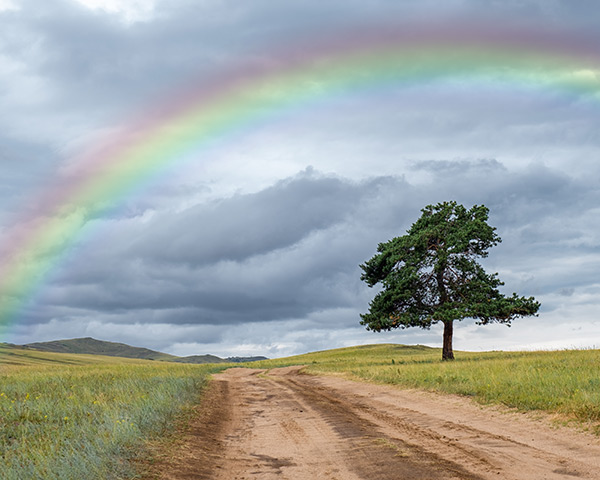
38, 170, 397, 321
1, 1, 599, 355
26, 160, 598, 339
131, 169, 366, 265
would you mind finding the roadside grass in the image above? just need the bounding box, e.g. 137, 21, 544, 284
0, 354, 229, 479
252, 344, 600, 431
4, 342, 600, 477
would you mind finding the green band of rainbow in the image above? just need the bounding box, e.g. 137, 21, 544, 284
1, 25, 599, 333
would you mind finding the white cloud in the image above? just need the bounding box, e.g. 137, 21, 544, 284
72, 0, 157, 23
0, 0, 18, 12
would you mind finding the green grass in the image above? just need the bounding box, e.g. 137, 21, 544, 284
253, 344, 600, 431
0, 352, 229, 479
0, 343, 157, 366
4, 342, 600, 478
14, 338, 230, 364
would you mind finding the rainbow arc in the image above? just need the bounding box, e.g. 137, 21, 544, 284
1, 25, 598, 331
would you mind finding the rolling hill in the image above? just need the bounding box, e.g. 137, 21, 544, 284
18, 337, 267, 364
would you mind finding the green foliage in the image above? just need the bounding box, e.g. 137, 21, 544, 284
0, 360, 228, 479
359, 201, 540, 359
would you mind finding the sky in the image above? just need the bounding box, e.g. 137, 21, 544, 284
0, 0, 599, 358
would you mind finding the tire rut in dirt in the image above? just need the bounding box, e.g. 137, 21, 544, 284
280, 376, 484, 480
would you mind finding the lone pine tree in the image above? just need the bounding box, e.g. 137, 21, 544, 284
360, 201, 540, 360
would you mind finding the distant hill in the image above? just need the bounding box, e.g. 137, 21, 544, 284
22, 337, 178, 361
227, 356, 269, 363
0, 342, 155, 367
20, 337, 267, 364
172, 354, 228, 364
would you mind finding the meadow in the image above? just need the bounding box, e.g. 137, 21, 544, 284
3, 342, 600, 479
0, 346, 228, 480
253, 344, 600, 432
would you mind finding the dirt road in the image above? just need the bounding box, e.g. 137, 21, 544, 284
154, 366, 600, 479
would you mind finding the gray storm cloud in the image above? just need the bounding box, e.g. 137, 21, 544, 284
1, 0, 599, 356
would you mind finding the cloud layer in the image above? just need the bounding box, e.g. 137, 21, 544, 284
1, 0, 599, 356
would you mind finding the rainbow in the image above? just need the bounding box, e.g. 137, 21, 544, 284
1, 24, 599, 333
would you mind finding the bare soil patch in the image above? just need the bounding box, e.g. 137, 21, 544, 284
148, 366, 600, 479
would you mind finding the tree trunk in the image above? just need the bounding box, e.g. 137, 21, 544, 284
442, 320, 454, 361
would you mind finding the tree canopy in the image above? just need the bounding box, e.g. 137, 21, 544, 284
359, 201, 540, 360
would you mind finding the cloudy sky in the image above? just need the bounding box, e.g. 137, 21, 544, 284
1, 0, 599, 358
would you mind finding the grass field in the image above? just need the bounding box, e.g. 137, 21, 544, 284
0, 347, 229, 480
3, 342, 600, 478
0, 343, 158, 366
253, 344, 600, 432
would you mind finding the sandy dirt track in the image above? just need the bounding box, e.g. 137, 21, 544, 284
153, 366, 600, 479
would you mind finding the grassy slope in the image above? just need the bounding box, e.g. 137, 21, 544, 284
0, 347, 231, 479
253, 344, 600, 432
22, 337, 183, 362
0, 343, 155, 367
20, 337, 230, 364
